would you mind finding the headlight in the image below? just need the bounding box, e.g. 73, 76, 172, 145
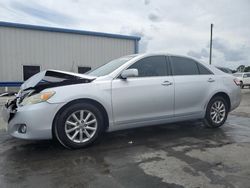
20, 91, 55, 106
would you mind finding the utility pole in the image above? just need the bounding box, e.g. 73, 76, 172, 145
209, 23, 213, 65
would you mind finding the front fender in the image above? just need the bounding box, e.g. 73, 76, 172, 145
45, 82, 113, 126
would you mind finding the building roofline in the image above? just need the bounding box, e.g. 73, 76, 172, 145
0, 21, 141, 41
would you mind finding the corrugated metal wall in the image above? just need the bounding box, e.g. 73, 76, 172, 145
0, 26, 135, 81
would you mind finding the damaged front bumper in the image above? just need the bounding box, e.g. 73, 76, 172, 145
2, 98, 64, 140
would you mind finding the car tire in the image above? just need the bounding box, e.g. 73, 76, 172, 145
55, 102, 105, 149
203, 96, 229, 128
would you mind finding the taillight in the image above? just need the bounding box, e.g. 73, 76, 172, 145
233, 78, 241, 86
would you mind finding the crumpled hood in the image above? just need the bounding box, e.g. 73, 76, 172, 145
21, 69, 96, 91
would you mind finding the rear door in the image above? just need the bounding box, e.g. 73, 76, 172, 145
111, 56, 174, 125
169, 56, 214, 117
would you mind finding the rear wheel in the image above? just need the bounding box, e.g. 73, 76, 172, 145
55, 103, 104, 149
203, 96, 229, 128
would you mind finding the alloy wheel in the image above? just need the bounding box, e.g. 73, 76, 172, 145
64, 110, 97, 143
210, 100, 226, 124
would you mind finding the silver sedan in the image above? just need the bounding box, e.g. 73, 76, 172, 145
2, 53, 241, 149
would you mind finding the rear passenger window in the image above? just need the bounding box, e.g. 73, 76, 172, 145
197, 63, 212, 75
129, 56, 168, 77
170, 56, 199, 75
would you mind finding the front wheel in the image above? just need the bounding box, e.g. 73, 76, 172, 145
203, 96, 229, 128
54, 103, 104, 149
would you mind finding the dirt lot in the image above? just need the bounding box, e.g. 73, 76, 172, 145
0, 89, 250, 188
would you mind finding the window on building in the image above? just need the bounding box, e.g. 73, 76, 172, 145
78, 67, 91, 74
170, 56, 199, 76
128, 56, 168, 77
23, 65, 40, 81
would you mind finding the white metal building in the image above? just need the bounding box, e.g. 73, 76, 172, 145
0, 22, 140, 87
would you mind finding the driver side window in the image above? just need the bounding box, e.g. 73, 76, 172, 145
128, 56, 168, 77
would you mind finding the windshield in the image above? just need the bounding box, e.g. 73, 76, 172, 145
87, 55, 138, 77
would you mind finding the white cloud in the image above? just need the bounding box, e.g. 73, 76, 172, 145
0, 0, 249, 69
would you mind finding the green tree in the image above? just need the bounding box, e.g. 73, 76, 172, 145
237, 65, 245, 72
244, 66, 250, 72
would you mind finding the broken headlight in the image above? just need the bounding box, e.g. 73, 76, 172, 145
20, 91, 55, 106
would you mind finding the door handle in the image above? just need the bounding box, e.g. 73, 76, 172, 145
208, 78, 215, 82
162, 81, 173, 86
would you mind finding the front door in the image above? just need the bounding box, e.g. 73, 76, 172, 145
111, 56, 174, 126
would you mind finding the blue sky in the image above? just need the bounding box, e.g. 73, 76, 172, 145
0, 0, 250, 69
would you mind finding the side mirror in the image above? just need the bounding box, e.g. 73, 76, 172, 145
243, 74, 247, 78
121, 69, 138, 79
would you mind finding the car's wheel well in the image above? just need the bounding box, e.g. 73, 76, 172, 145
52, 98, 109, 139
210, 92, 231, 111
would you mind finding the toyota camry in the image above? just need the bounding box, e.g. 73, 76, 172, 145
2, 53, 241, 149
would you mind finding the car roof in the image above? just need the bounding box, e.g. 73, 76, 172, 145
136, 52, 202, 62
137, 52, 194, 57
